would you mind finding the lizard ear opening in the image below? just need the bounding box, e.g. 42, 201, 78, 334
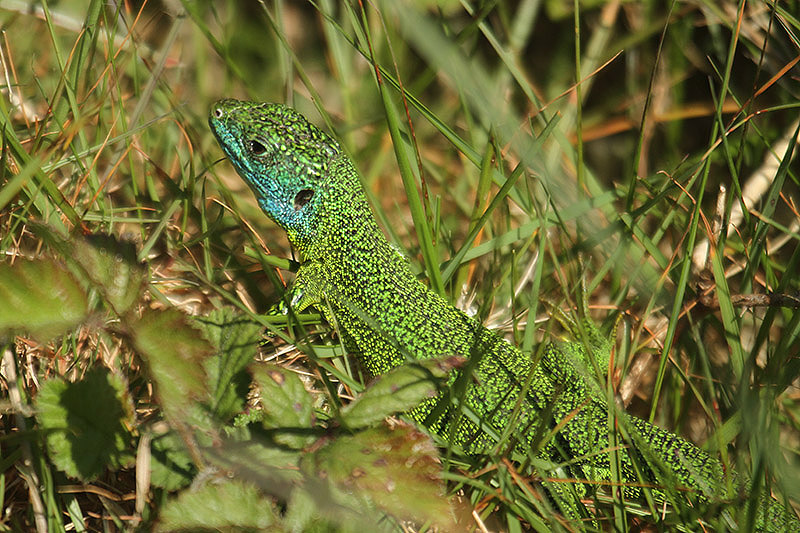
294, 189, 314, 210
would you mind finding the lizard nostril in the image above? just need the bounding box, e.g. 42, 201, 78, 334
213, 107, 224, 119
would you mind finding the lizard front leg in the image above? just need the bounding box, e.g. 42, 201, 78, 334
284, 259, 331, 314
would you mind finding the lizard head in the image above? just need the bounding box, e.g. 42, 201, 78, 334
209, 99, 341, 247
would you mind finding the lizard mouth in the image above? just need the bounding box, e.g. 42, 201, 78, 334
208, 100, 238, 150
208, 99, 257, 179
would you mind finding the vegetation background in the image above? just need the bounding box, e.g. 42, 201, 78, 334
0, 0, 798, 531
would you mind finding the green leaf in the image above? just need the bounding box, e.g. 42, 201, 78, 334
285, 481, 385, 533
251, 365, 315, 449
204, 440, 301, 499
36, 367, 134, 481
0, 258, 88, 340
305, 421, 453, 529
193, 308, 262, 420
70, 234, 148, 316
283, 487, 325, 533
150, 432, 196, 491
156, 480, 277, 532
340, 356, 463, 428
131, 309, 211, 423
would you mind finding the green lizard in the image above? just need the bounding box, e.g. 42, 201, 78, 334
208, 99, 798, 531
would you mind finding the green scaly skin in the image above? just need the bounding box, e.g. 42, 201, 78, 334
209, 99, 798, 531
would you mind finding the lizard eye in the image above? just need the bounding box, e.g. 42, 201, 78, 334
294, 189, 314, 210
248, 139, 267, 156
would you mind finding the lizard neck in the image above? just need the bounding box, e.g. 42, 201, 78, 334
293, 155, 375, 261
309, 159, 481, 375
